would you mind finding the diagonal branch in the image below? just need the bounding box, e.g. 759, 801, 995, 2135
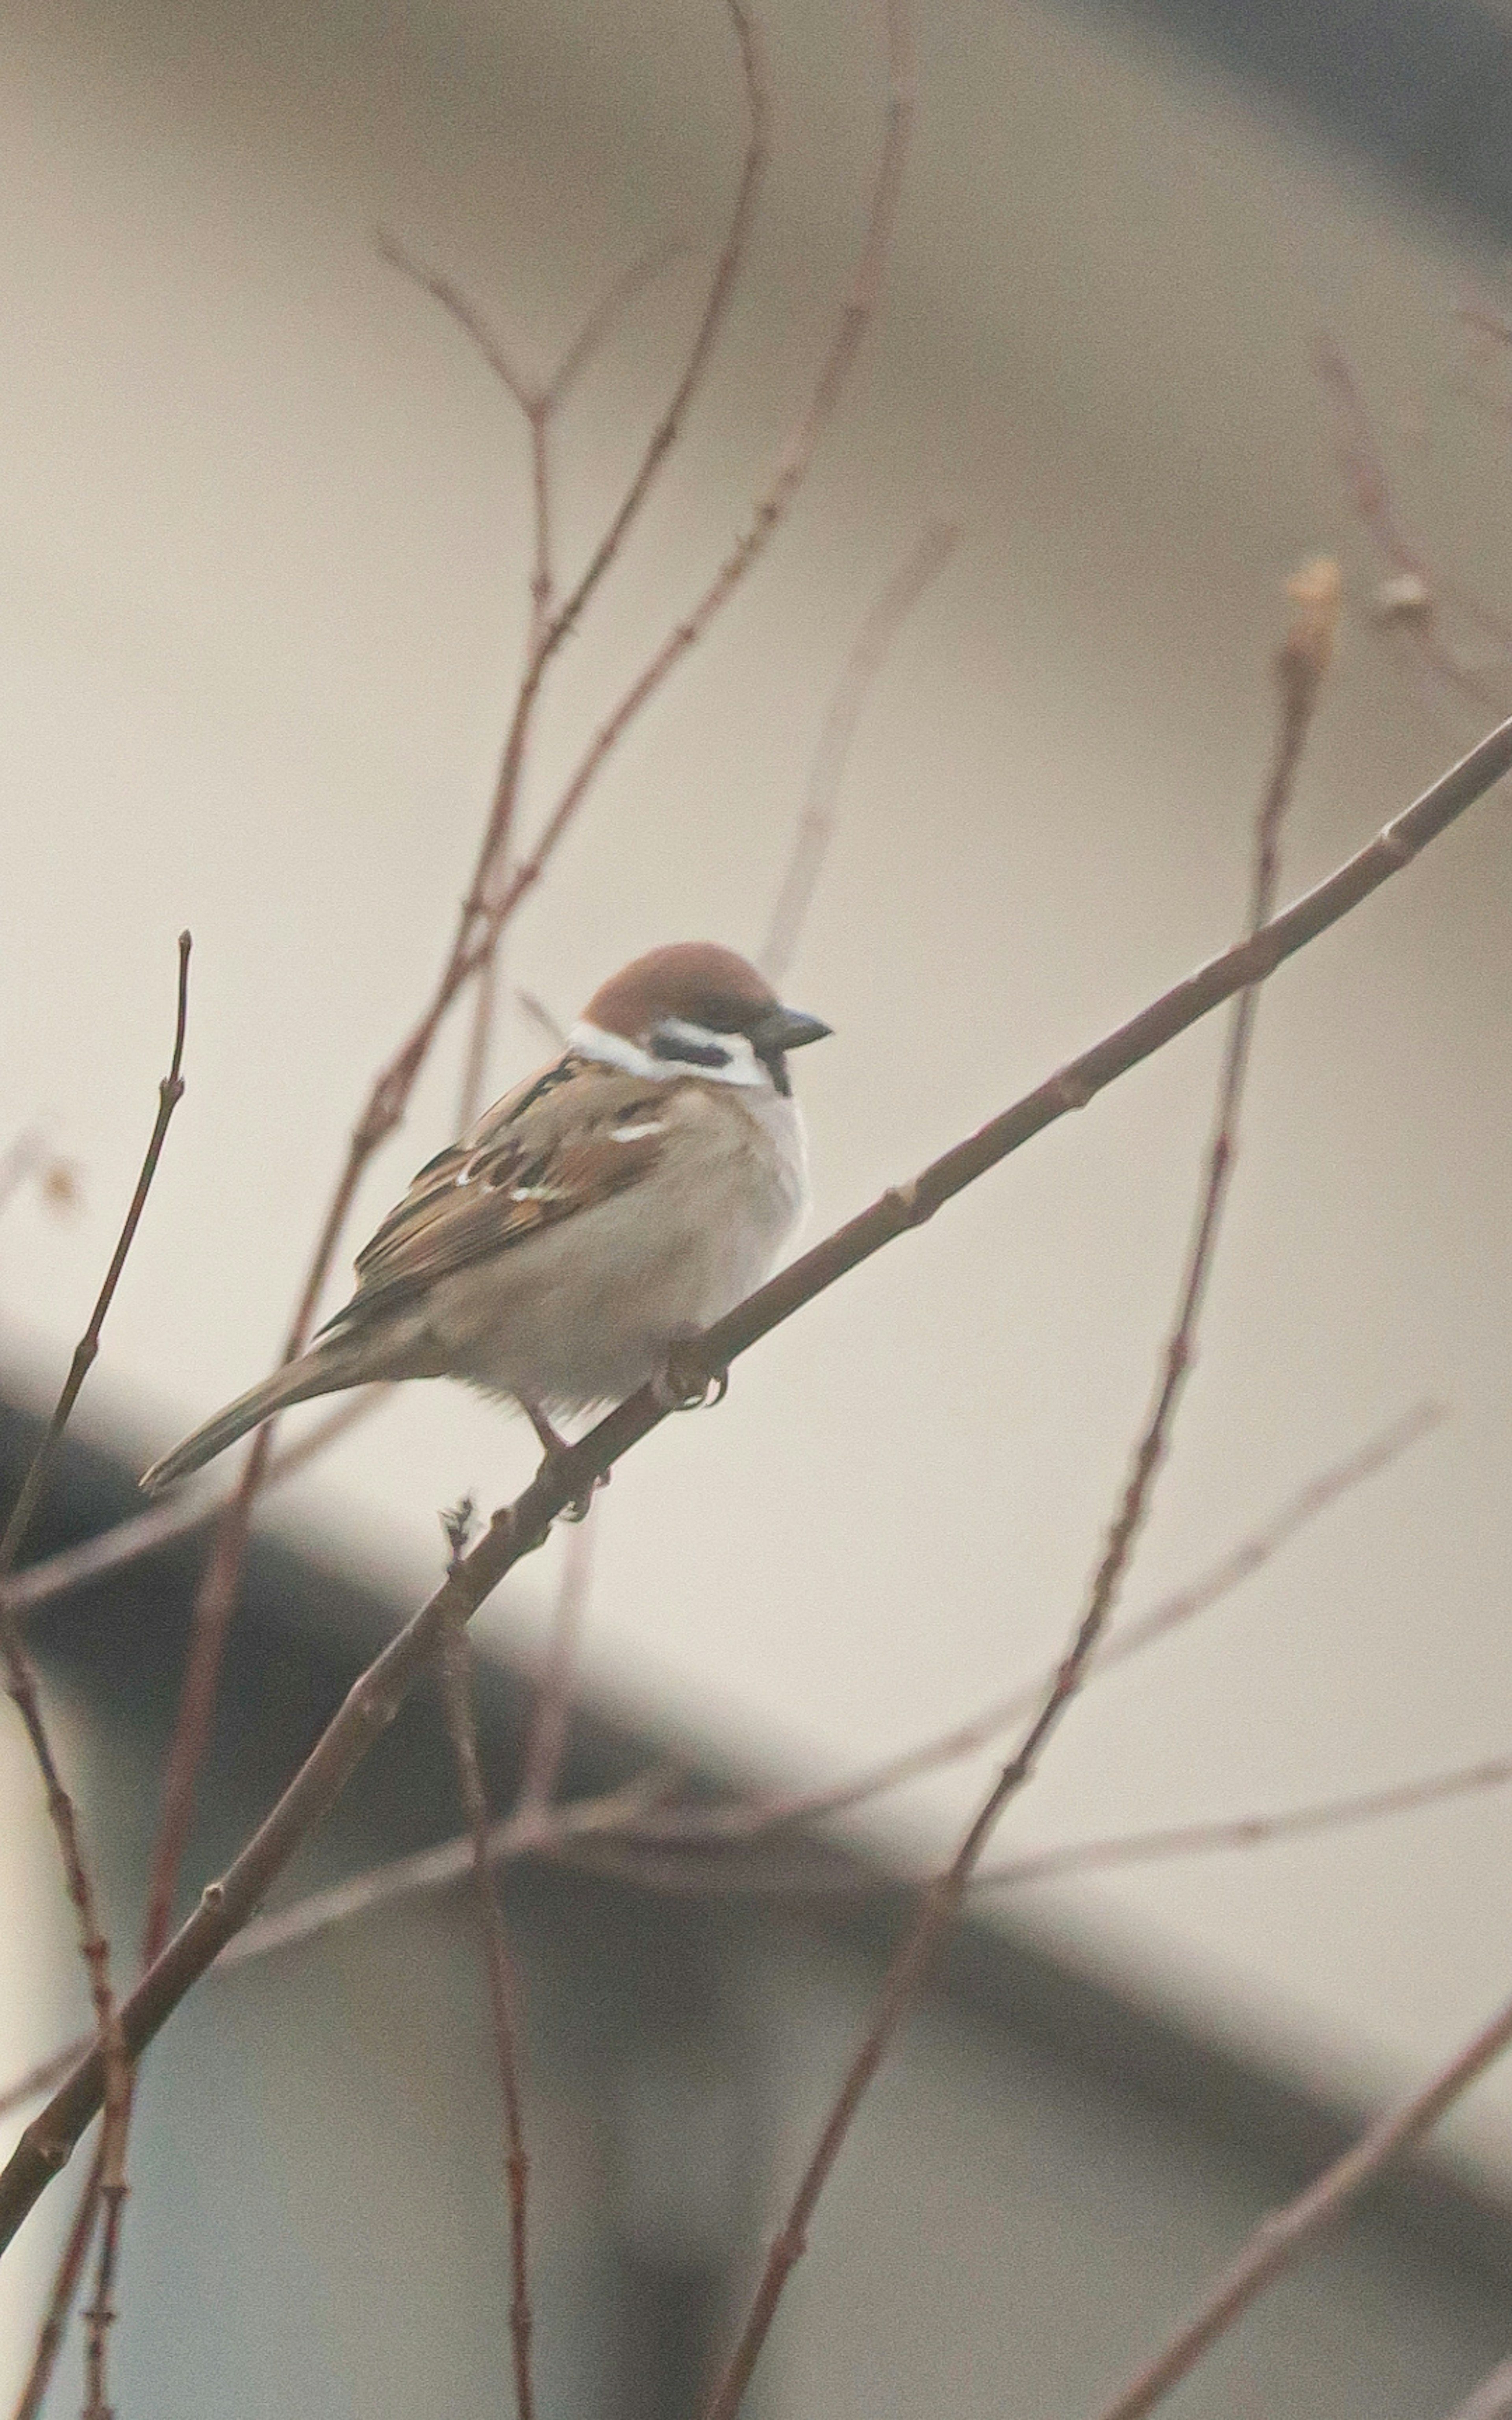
2, 706, 1510, 2255
696, 557, 1340, 2420
1093, 1986, 1512, 2420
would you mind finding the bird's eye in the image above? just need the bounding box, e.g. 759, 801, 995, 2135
649, 1029, 730, 1069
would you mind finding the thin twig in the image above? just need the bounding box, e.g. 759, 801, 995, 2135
1093, 1988, 1512, 2420
2, 933, 191, 2417
634, 1398, 1441, 1844
11, 1743, 1512, 2125
118, 0, 764, 2154
515, 1513, 596, 1819
0, 935, 191, 1579
697, 568, 1339, 2420
976, 1752, 1512, 1890
1316, 337, 1509, 707
3, 703, 1509, 2252
760, 520, 959, 988
9, 2137, 104, 2420
438, 1614, 535, 2420
460, 0, 912, 965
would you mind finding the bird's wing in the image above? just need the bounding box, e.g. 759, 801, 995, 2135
320, 1054, 679, 1334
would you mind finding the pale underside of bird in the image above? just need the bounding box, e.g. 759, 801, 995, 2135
141, 944, 831, 1495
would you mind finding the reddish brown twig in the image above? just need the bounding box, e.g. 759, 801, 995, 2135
380, 229, 689, 1118
11, 2135, 106, 2420
760, 519, 959, 987
438, 1613, 535, 2420
698, 563, 1339, 2420
2, 933, 191, 2416
1093, 1986, 1512, 2420
122, 2, 766, 2015
460, 0, 914, 967
11, 1739, 1512, 2132
4, 704, 1510, 2254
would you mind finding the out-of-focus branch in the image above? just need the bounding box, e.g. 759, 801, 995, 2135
1443, 2355, 1512, 2420
437, 1614, 535, 2420
760, 519, 959, 988
1093, 1989, 1512, 2420
4, 702, 1510, 2254
977, 1751, 1512, 1890
2, 933, 191, 2419
11, 1741, 1512, 2121
1316, 336, 1510, 709
636, 1397, 1440, 1844
697, 558, 1340, 2420
515, 1513, 596, 1820
1, 1390, 385, 1625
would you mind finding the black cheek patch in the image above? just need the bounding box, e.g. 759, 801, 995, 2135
650, 1032, 731, 1070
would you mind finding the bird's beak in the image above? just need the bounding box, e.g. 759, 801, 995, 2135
751, 1004, 832, 1055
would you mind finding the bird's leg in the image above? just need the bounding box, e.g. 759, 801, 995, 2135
650, 1327, 730, 1415
521, 1399, 604, 1524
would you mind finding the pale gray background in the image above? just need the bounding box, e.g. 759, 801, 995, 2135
4, 0, 1512, 2380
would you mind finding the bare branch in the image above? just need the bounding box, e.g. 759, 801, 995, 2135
697, 559, 1339, 2420
3, 703, 1509, 2253
0, 932, 191, 2414
1093, 1990, 1512, 2420
977, 1752, 1512, 1890
438, 1614, 535, 2420
516, 1512, 596, 1819
760, 520, 959, 987
10, 2139, 103, 2420
1316, 336, 1509, 707
1, 1391, 386, 1626
465, 0, 913, 958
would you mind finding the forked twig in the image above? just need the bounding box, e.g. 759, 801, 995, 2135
1093, 1988, 1512, 2420
459, 0, 914, 963
3, 703, 1509, 2254
438, 1614, 535, 2420
696, 562, 1341, 2420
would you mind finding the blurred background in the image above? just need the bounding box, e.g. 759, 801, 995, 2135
5, 0, 1512, 2408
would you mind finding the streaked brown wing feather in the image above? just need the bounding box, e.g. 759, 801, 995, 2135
325, 1056, 674, 1333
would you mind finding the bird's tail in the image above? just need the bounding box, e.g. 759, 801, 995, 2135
141, 1339, 367, 1495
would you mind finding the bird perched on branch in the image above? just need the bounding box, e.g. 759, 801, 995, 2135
141, 943, 830, 1495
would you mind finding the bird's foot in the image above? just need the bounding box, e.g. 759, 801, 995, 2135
650, 1330, 730, 1416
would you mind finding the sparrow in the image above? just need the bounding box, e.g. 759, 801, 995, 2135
141, 943, 830, 1495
